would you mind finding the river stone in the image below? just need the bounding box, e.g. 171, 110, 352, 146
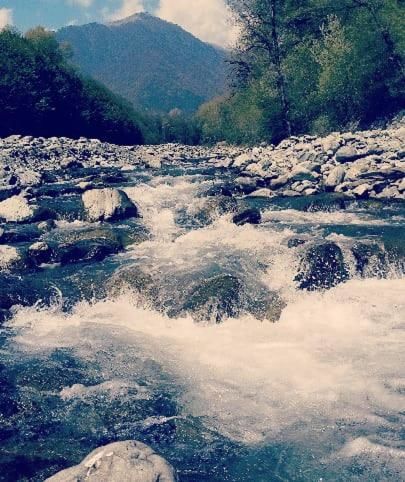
28, 241, 53, 266
335, 146, 361, 162
182, 274, 243, 323
324, 166, 346, 189
0, 245, 21, 270
82, 188, 139, 222
232, 208, 261, 226
295, 242, 349, 291
45, 440, 177, 482
0, 195, 35, 222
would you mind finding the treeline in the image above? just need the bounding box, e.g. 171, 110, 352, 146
196, 0, 405, 144
0, 28, 149, 145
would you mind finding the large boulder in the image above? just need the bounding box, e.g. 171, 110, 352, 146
177, 274, 284, 323
82, 188, 139, 222
45, 441, 177, 482
181, 274, 242, 323
295, 242, 349, 291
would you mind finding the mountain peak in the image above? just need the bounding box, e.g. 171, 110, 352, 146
108, 12, 156, 27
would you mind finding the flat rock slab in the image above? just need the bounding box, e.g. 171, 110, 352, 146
45, 441, 177, 482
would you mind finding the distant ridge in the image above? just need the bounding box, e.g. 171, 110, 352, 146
57, 13, 228, 112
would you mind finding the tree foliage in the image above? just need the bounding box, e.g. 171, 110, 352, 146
197, 0, 405, 144
0, 28, 147, 145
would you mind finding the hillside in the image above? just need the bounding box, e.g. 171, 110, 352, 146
0, 28, 145, 145
57, 13, 228, 113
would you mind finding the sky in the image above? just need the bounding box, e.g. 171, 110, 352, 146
0, 0, 238, 46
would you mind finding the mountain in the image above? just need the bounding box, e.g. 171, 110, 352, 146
56, 13, 228, 113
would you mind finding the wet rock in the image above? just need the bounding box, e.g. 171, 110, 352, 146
82, 188, 139, 222
178, 274, 284, 323
295, 242, 349, 291
286, 237, 308, 248
0, 274, 44, 310
28, 242, 53, 266
351, 242, 387, 277
38, 219, 57, 232
0, 245, 22, 270
232, 208, 261, 226
56, 229, 124, 265
45, 440, 177, 482
181, 274, 243, 323
204, 184, 234, 197
190, 196, 237, 226
106, 264, 156, 299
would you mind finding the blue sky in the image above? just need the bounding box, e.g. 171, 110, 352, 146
0, 0, 237, 45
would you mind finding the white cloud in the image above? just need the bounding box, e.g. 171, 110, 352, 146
107, 0, 145, 21
66, 0, 94, 7
0, 8, 13, 29
157, 0, 238, 46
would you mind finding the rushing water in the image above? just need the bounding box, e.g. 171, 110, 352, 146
0, 159, 404, 481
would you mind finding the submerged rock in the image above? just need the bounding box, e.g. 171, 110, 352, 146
45, 440, 177, 482
82, 188, 139, 222
295, 242, 349, 291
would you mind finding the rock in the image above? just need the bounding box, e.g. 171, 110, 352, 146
295, 242, 349, 291
352, 183, 372, 198
0, 245, 21, 270
351, 242, 387, 277
233, 153, 254, 168
57, 230, 124, 265
38, 219, 57, 232
82, 188, 139, 222
269, 174, 290, 190
204, 184, 234, 197
286, 237, 308, 248
106, 265, 156, 299
232, 208, 261, 226
45, 440, 177, 482
335, 145, 361, 162
189, 196, 237, 226
60, 158, 84, 170
178, 274, 284, 323
28, 241, 53, 266
16, 169, 42, 187
0, 195, 35, 222
247, 188, 274, 198
325, 166, 346, 189
180, 274, 243, 323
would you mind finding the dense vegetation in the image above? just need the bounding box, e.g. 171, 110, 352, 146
56, 13, 227, 113
197, 0, 405, 144
0, 28, 147, 145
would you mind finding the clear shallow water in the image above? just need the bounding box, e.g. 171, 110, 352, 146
0, 161, 404, 481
